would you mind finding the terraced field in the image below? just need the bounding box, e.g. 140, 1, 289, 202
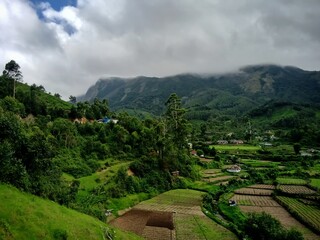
247, 184, 275, 190
231, 195, 279, 206
278, 185, 317, 195
230, 184, 320, 240
234, 188, 273, 196
276, 178, 308, 185
276, 196, 320, 233
201, 169, 236, 184
111, 189, 237, 240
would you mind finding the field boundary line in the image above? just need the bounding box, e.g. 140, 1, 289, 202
193, 215, 208, 240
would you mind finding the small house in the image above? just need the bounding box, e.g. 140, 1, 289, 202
217, 140, 228, 145
172, 171, 179, 177
227, 165, 241, 173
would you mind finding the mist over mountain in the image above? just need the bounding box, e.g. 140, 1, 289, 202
78, 65, 320, 119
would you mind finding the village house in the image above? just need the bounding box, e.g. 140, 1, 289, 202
217, 140, 228, 144
227, 165, 241, 173
229, 139, 244, 144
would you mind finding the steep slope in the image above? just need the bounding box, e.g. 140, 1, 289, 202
0, 184, 140, 240
78, 65, 320, 119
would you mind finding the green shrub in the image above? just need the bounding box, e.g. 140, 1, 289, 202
52, 229, 68, 240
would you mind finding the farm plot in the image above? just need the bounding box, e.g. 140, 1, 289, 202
230, 194, 279, 206
212, 145, 260, 152
234, 187, 273, 196
202, 169, 224, 178
174, 214, 237, 240
113, 189, 237, 240
110, 209, 174, 239
276, 196, 320, 233
276, 177, 307, 185
241, 159, 281, 168
203, 175, 235, 183
232, 195, 320, 240
202, 169, 221, 174
247, 184, 275, 190
239, 206, 320, 240
278, 185, 317, 195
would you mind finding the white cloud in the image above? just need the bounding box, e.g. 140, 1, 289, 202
0, 0, 319, 99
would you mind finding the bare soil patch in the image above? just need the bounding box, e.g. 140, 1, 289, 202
110, 209, 174, 238
142, 226, 175, 240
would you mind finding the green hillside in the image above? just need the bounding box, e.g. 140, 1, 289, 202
78, 65, 320, 120
0, 184, 141, 240
16, 82, 71, 111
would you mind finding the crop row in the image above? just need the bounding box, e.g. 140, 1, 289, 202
231, 194, 279, 207
275, 196, 320, 233
247, 184, 275, 190
276, 178, 307, 185
278, 185, 317, 195
234, 188, 273, 196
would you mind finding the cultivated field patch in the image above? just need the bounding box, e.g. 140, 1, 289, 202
241, 159, 281, 168
112, 189, 237, 240
278, 185, 317, 195
230, 194, 279, 206
234, 187, 273, 196
239, 205, 320, 240
276, 196, 320, 233
247, 184, 275, 190
203, 175, 235, 183
230, 192, 320, 240
276, 177, 307, 185
202, 169, 221, 174
175, 214, 237, 240
212, 145, 260, 151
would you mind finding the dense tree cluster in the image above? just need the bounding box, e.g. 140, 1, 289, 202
0, 61, 196, 214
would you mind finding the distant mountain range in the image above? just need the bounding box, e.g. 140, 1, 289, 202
78, 65, 320, 120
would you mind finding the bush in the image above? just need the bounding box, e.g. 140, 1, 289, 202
244, 212, 303, 240
52, 229, 68, 240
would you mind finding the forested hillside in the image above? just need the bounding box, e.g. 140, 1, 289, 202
0, 61, 196, 231
78, 65, 320, 120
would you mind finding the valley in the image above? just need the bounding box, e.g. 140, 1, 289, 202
0, 61, 320, 240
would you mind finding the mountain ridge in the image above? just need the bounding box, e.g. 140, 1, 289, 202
78, 65, 320, 119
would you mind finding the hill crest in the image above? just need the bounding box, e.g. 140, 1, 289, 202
78, 65, 320, 118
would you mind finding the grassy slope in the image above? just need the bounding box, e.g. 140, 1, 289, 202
0, 184, 141, 240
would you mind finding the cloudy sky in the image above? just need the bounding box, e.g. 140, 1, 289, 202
1, 0, 320, 99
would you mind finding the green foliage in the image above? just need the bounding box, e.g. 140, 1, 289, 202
218, 202, 246, 227
244, 212, 303, 240
0, 96, 25, 115
52, 229, 68, 240
293, 143, 301, 154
